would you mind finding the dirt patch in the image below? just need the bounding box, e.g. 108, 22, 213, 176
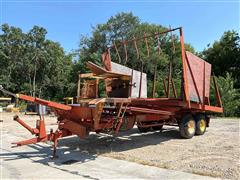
1, 112, 239, 179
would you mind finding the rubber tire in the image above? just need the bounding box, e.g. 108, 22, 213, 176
179, 114, 196, 139
137, 126, 151, 133
152, 125, 163, 131
194, 114, 207, 135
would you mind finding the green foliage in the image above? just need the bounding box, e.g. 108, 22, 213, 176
210, 74, 240, 117
0, 24, 74, 100
201, 30, 240, 88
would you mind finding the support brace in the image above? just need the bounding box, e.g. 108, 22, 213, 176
12, 115, 62, 158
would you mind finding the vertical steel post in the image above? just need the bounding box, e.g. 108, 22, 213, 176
130, 69, 134, 97
124, 41, 128, 64
163, 79, 167, 96
213, 76, 223, 108
203, 62, 206, 109
167, 61, 172, 98
171, 78, 177, 98
113, 41, 121, 63
179, 27, 190, 107
139, 60, 143, 98
144, 32, 150, 57
152, 64, 157, 98
77, 74, 81, 102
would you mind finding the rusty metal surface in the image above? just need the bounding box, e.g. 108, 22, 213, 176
12, 116, 48, 147
17, 94, 72, 111
185, 51, 211, 103
61, 119, 88, 139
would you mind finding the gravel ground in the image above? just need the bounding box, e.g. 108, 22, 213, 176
0, 112, 239, 179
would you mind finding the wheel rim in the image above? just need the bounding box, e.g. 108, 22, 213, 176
199, 119, 206, 132
187, 120, 195, 134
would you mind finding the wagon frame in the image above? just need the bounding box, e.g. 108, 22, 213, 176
0, 27, 223, 158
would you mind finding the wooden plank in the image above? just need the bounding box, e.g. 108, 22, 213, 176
86, 61, 131, 80
88, 98, 131, 105
105, 98, 131, 103
88, 98, 106, 105
79, 73, 94, 78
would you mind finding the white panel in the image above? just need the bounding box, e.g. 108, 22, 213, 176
111, 62, 147, 98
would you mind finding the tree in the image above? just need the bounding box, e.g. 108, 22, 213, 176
201, 30, 240, 88
0, 24, 26, 91
210, 74, 240, 117
0, 24, 74, 100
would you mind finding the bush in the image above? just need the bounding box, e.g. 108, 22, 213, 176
211, 73, 240, 117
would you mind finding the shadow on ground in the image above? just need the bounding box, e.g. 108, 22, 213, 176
1, 126, 181, 167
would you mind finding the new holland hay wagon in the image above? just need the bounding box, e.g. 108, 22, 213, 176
0, 27, 223, 157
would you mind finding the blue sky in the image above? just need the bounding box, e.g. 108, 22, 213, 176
1, 0, 239, 53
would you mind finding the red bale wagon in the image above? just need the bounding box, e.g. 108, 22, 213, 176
0, 27, 223, 157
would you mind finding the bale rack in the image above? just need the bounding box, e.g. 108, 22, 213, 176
0, 27, 223, 157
